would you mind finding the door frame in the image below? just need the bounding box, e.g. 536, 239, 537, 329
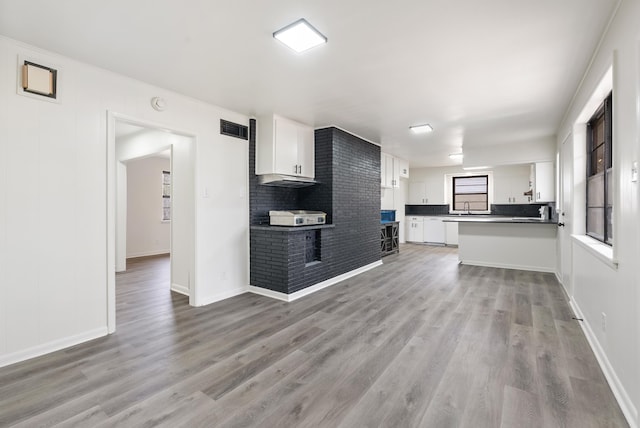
558, 132, 573, 297
106, 111, 197, 334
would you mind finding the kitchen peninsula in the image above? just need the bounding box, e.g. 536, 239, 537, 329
444, 216, 557, 272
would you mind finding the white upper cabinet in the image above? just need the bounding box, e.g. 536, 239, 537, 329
531, 161, 554, 202
256, 114, 314, 179
398, 158, 409, 179
493, 166, 531, 203
381, 152, 400, 188
408, 181, 429, 204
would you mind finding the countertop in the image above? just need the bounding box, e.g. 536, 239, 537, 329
250, 224, 335, 232
442, 216, 556, 224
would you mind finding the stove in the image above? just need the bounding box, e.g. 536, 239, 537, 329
269, 210, 327, 226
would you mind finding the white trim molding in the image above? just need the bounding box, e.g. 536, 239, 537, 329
171, 283, 189, 297
570, 300, 638, 428
196, 288, 247, 307
0, 328, 108, 369
248, 260, 383, 302
459, 260, 556, 274
127, 250, 171, 259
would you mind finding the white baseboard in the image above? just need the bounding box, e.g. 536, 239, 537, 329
196, 288, 247, 307
248, 260, 383, 302
171, 283, 189, 296
0, 327, 109, 369
459, 260, 555, 273
126, 250, 170, 259
570, 300, 638, 428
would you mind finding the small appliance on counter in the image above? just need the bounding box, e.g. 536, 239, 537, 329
269, 210, 327, 226
381, 210, 396, 223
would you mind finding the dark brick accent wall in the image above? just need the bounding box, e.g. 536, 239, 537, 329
249, 122, 380, 294
329, 128, 381, 277
299, 128, 333, 223
249, 229, 290, 293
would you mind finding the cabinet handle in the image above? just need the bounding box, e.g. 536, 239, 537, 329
299, 165, 302, 174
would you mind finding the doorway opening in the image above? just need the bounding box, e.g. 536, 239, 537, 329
107, 112, 196, 334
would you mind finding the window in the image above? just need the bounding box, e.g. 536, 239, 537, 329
586, 93, 612, 245
162, 170, 171, 221
453, 175, 488, 211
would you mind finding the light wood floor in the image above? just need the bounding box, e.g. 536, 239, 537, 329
0, 245, 628, 427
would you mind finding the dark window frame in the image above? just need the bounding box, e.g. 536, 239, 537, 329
586, 92, 613, 245
452, 175, 489, 212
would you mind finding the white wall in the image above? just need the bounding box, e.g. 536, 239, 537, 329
556, 1, 639, 425
409, 164, 531, 205
0, 36, 249, 367
463, 137, 556, 168
125, 156, 171, 258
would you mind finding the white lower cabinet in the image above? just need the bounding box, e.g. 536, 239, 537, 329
406, 216, 424, 242
424, 217, 445, 244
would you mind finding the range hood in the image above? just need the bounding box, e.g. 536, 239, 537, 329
258, 174, 318, 188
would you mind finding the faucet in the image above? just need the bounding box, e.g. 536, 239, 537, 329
463, 201, 470, 214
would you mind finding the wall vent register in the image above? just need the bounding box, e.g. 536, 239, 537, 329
220, 119, 248, 140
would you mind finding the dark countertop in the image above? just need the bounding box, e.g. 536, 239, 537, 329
250, 224, 335, 232
442, 216, 556, 224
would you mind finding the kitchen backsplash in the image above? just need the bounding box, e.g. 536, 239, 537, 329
491, 203, 555, 218
405, 203, 557, 219
405, 204, 450, 215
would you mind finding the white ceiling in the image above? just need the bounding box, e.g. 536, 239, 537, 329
0, 0, 620, 167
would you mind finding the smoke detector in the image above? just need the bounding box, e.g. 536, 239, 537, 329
151, 97, 167, 111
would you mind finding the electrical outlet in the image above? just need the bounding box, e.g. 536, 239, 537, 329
601, 312, 607, 332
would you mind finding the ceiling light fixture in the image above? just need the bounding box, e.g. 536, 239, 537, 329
273, 18, 327, 53
449, 153, 463, 159
409, 124, 433, 134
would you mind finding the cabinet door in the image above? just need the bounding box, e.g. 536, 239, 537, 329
398, 158, 409, 179
406, 217, 424, 242
493, 174, 511, 204
534, 162, 554, 202
408, 181, 428, 204
424, 217, 445, 243
512, 169, 531, 203
392, 157, 400, 188
381, 153, 395, 188
273, 116, 299, 176
381, 153, 388, 187
297, 124, 314, 178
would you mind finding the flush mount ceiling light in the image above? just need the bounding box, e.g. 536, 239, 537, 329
273, 18, 327, 53
449, 153, 464, 160
409, 124, 433, 134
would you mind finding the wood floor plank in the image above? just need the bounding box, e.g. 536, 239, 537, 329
499, 385, 543, 428
0, 246, 629, 428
